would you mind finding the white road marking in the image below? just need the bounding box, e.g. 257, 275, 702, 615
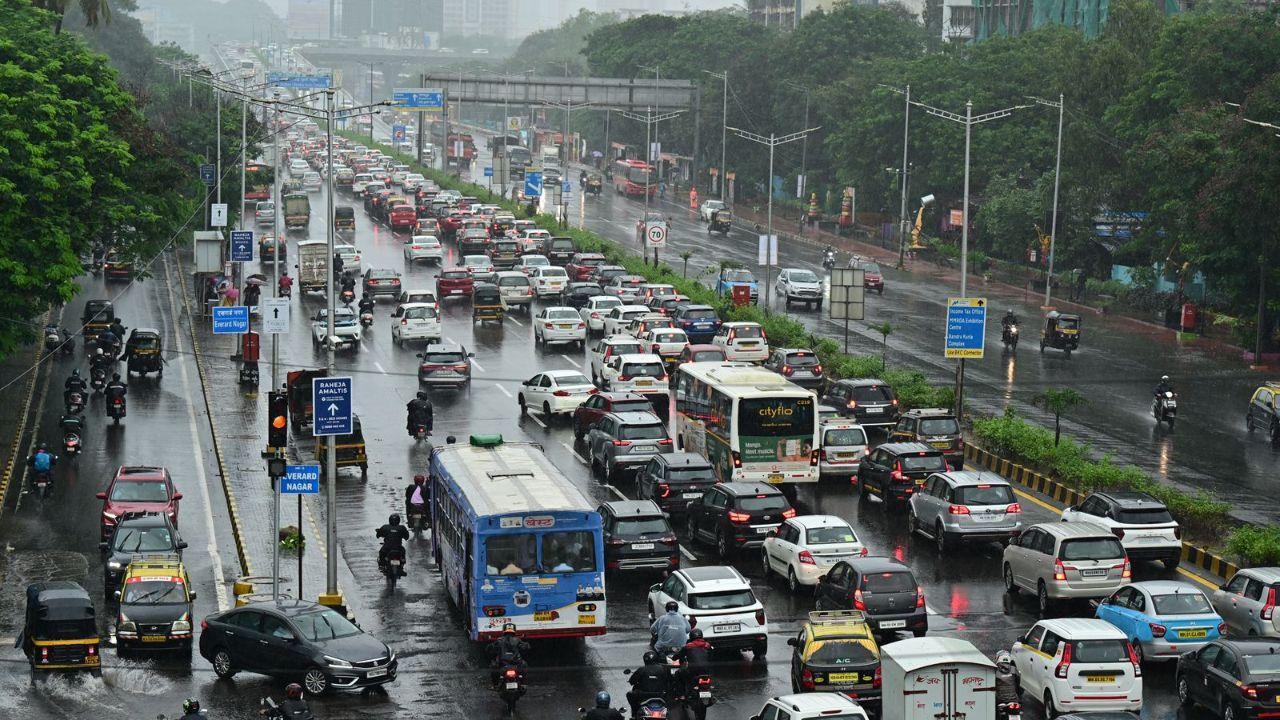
374, 361, 387, 374
603, 484, 627, 500
470, 357, 485, 372
508, 316, 524, 327
680, 545, 696, 561
561, 443, 589, 465
496, 384, 512, 398
927, 605, 939, 616
563, 355, 581, 367
528, 412, 548, 429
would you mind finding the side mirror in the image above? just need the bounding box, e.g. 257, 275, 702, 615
113, 590, 121, 600
649, 583, 661, 593
469, 352, 476, 358
189, 592, 197, 601
623, 668, 632, 676
173, 492, 183, 501
416, 353, 424, 358
786, 638, 798, 647
96, 492, 106, 500
817, 574, 827, 584
178, 540, 189, 549
766, 530, 777, 539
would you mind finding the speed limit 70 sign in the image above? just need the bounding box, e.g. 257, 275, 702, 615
645, 222, 668, 248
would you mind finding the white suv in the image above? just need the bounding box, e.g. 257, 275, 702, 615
647, 566, 768, 658
761, 514, 867, 592
1003, 522, 1131, 616
1009, 618, 1143, 716
1060, 491, 1181, 569
712, 321, 769, 363
601, 353, 669, 395
751, 695, 868, 720
775, 268, 824, 310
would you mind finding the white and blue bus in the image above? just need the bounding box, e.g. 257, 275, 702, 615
429, 435, 606, 641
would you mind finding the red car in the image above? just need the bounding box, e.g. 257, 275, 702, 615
851, 259, 885, 295
97, 466, 181, 540
388, 204, 418, 232
572, 392, 654, 441
566, 253, 608, 282
436, 268, 475, 298
677, 344, 727, 365
439, 211, 468, 240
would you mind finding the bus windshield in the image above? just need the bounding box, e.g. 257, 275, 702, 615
626, 166, 653, 184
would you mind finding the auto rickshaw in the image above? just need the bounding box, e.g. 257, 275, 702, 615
585, 174, 603, 196
709, 208, 732, 235
472, 282, 506, 324
320, 414, 368, 480
125, 328, 164, 377
20, 581, 101, 677
81, 299, 115, 339
334, 205, 356, 234
1040, 311, 1081, 357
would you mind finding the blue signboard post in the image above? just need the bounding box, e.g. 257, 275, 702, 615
945, 297, 987, 359
199, 164, 216, 186
230, 230, 254, 262
524, 171, 543, 198
282, 465, 321, 494
392, 124, 407, 144
211, 306, 250, 335
312, 376, 353, 436
267, 72, 331, 89
392, 88, 444, 110
483, 167, 493, 178
562, 180, 572, 194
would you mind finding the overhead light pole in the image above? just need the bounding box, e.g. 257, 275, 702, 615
1028, 94, 1065, 309
639, 64, 662, 189
783, 81, 811, 201
703, 69, 729, 202
619, 106, 685, 265
880, 84, 913, 269
542, 98, 594, 226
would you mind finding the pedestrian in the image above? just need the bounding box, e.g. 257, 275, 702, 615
243, 282, 261, 309
1075, 270, 1088, 304
221, 283, 239, 307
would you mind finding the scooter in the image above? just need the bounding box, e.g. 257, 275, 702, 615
66, 390, 85, 415
495, 663, 526, 715
410, 422, 430, 442
259, 697, 313, 720
379, 545, 406, 589
407, 504, 428, 538
634, 698, 669, 720
1002, 323, 1019, 350
360, 309, 374, 327
89, 367, 108, 394
60, 416, 84, 457
1153, 391, 1177, 429
340, 288, 355, 305
43, 325, 68, 354
822, 251, 837, 271
995, 651, 1021, 720
106, 394, 127, 424
278, 281, 293, 299
682, 675, 714, 720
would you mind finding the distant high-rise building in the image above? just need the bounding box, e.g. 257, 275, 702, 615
442, 0, 516, 39
288, 0, 330, 39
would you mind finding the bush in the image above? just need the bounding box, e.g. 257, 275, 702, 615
1227, 526, 1280, 566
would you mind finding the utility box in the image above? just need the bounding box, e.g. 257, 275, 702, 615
193, 231, 224, 273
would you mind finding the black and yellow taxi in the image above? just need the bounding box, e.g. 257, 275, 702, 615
21, 581, 101, 675
114, 556, 195, 657
786, 609, 881, 706
1246, 380, 1280, 441
889, 408, 963, 469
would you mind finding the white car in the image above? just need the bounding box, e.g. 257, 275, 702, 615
403, 173, 425, 192
637, 327, 689, 360
518, 369, 596, 417
601, 353, 668, 394
515, 254, 551, 276
589, 335, 646, 385
289, 159, 309, 176
403, 235, 444, 264
302, 171, 322, 190
818, 422, 869, 480
396, 288, 438, 312
752, 695, 868, 720
334, 243, 362, 274
580, 296, 623, 333
776, 268, 824, 310
647, 566, 768, 658
1060, 491, 1182, 569
391, 302, 442, 345
494, 271, 535, 310
603, 305, 653, 336
462, 254, 496, 283
390, 165, 409, 184
712, 321, 769, 363
310, 307, 361, 350
699, 199, 727, 223
352, 173, 374, 195
761, 515, 867, 591
1009, 618, 1143, 716
534, 306, 587, 347
531, 266, 570, 298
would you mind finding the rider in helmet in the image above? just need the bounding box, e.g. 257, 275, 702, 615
650, 600, 690, 656
179, 698, 205, 720
376, 513, 410, 575
1002, 308, 1018, 330
27, 442, 56, 475
627, 650, 673, 718
406, 390, 434, 437
1155, 374, 1174, 397
263, 682, 311, 718
64, 369, 87, 407
405, 474, 428, 518
583, 691, 625, 720
488, 622, 530, 685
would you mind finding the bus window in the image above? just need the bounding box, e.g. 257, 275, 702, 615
541, 531, 597, 573
486, 534, 537, 575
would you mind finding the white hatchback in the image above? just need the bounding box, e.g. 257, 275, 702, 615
531, 266, 570, 298
601, 353, 669, 395
761, 515, 867, 591
603, 305, 653, 336
518, 369, 596, 417
713, 321, 769, 362
580, 296, 623, 333
1009, 618, 1143, 716
534, 306, 587, 347
403, 235, 444, 264
391, 302, 441, 345
334, 243, 362, 274
515, 254, 551, 276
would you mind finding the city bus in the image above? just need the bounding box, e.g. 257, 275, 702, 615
673, 363, 819, 484
244, 162, 275, 202
429, 435, 606, 641
612, 159, 655, 197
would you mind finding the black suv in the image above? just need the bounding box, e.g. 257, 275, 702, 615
889, 409, 963, 469
100, 512, 187, 600
686, 482, 794, 559
856, 443, 947, 507
822, 379, 900, 430
815, 557, 927, 638
636, 452, 717, 514
417, 342, 474, 389
599, 500, 679, 574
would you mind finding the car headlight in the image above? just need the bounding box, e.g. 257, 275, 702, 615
172, 620, 191, 632
387, 651, 396, 664
118, 621, 136, 633
103, 511, 118, 520
324, 655, 353, 668
108, 561, 123, 570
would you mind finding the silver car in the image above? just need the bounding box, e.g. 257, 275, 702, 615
1002, 521, 1130, 615
586, 411, 672, 482
817, 422, 868, 480
909, 471, 1023, 552
1211, 567, 1280, 638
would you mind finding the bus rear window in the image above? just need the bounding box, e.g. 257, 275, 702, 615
541, 531, 596, 573
486, 534, 537, 575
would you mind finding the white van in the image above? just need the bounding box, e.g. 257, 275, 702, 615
881, 637, 997, 720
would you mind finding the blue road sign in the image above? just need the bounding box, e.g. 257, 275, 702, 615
230, 230, 254, 262
212, 306, 250, 335
268, 72, 331, 89
199, 163, 216, 186
945, 297, 987, 359
392, 88, 444, 110
281, 465, 321, 494
483, 166, 494, 178
392, 124, 407, 143
524, 171, 543, 198
312, 376, 353, 436
562, 180, 572, 194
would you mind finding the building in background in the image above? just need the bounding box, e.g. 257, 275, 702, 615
745, 0, 857, 27
943, 0, 976, 40
288, 0, 330, 39
442, 0, 516, 39
133, 6, 197, 49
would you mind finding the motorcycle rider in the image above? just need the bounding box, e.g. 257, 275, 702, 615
64, 370, 87, 408
27, 443, 56, 475
650, 600, 690, 657
375, 513, 410, 575
358, 293, 376, 317
108, 318, 127, 344
105, 373, 127, 400
96, 327, 120, 357
179, 698, 206, 719
488, 623, 529, 686
278, 272, 294, 296
406, 391, 434, 437
1155, 374, 1174, 398
673, 627, 712, 682
340, 273, 356, 295
405, 474, 428, 522
1002, 309, 1018, 331
261, 683, 312, 719
583, 692, 625, 720
627, 651, 673, 719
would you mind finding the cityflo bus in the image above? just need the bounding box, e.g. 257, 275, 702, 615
673, 363, 819, 485
429, 435, 606, 640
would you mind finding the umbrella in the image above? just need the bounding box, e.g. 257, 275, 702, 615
591, 151, 603, 158
245, 274, 269, 287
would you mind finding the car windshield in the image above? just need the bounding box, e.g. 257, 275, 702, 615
724, 270, 754, 283
738, 494, 788, 512
688, 589, 755, 610
541, 531, 597, 573
955, 484, 1015, 505
807, 526, 858, 544
406, 293, 435, 303
1115, 507, 1175, 524
121, 579, 185, 605
691, 350, 726, 362
862, 571, 916, 593
423, 351, 465, 364
808, 639, 876, 666
111, 480, 168, 502
824, 428, 867, 447
292, 608, 363, 641
920, 418, 960, 435
623, 362, 665, 378
732, 325, 763, 339
113, 526, 174, 552
547, 309, 579, 320
620, 423, 667, 441
790, 270, 819, 283
850, 385, 893, 402
614, 518, 670, 535
1244, 653, 1280, 674
553, 373, 592, 387
1059, 537, 1126, 561
1071, 640, 1129, 663
1151, 592, 1213, 615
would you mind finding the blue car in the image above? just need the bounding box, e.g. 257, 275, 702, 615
1095, 580, 1224, 663
672, 304, 722, 343
717, 269, 758, 303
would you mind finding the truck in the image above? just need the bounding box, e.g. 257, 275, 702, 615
286, 368, 328, 433
295, 240, 329, 293
283, 192, 311, 230
539, 145, 560, 167
881, 637, 997, 720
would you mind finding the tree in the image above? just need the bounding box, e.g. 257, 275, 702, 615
871, 320, 893, 370
1034, 388, 1087, 446
30, 0, 111, 33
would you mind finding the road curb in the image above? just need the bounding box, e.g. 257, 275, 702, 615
0, 313, 48, 511
964, 444, 1239, 582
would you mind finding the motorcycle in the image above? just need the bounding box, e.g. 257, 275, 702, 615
278, 281, 293, 299
1153, 391, 1177, 428
32, 469, 53, 498
259, 697, 313, 720
995, 651, 1021, 720
822, 251, 837, 271
495, 663, 526, 715
407, 504, 428, 538
65, 390, 85, 415
60, 416, 84, 457
340, 288, 355, 305
1002, 323, 1019, 350
682, 675, 714, 720
379, 545, 406, 589
635, 698, 669, 720
106, 394, 126, 424
44, 325, 73, 355
410, 422, 430, 442
89, 367, 108, 394
360, 310, 374, 327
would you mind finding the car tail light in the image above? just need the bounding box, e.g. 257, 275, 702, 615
401, 319, 408, 325
1121, 558, 1132, 579
801, 668, 815, 690
660, 534, 678, 546
545, 323, 555, 329
1242, 684, 1260, 700
781, 366, 793, 376
957, 438, 964, 449
1006, 503, 1022, 514
1218, 621, 1228, 636
731, 452, 742, 469
819, 449, 827, 461
1262, 588, 1276, 620
200, 619, 209, 631
591, 312, 600, 319
454, 364, 470, 373
607, 537, 626, 546
655, 482, 671, 498
915, 586, 925, 608
782, 508, 797, 519
1149, 623, 1167, 638
1055, 642, 1073, 678
652, 344, 662, 353
859, 547, 869, 556
755, 609, 766, 626
852, 589, 867, 610
618, 375, 632, 382
813, 365, 823, 374
612, 439, 632, 447
948, 504, 971, 515
696, 676, 711, 687
578, 323, 586, 329
1174, 527, 1182, 540
890, 465, 907, 483
1113, 528, 1126, 540
553, 390, 571, 397
728, 510, 750, 524
892, 398, 899, 406
657, 438, 673, 445
798, 550, 817, 565
1054, 559, 1067, 581
527, 289, 534, 296
1127, 641, 1143, 676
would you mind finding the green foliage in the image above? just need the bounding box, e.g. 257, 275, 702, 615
1227, 526, 1280, 567
505, 10, 619, 77
1034, 387, 1087, 444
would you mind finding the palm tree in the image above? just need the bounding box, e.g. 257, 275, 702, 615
1034, 388, 1087, 446
32, 0, 111, 34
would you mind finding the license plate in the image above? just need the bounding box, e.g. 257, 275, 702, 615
1180, 628, 1208, 639
829, 672, 859, 683
535, 611, 554, 621
1081, 569, 1107, 578
698, 691, 712, 700
879, 620, 907, 629
451, 289, 463, 294
864, 406, 883, 413
632, 543, 654, 550
367, 667, 388, 678
557, 324, 573, 329
739, 342, 757, 347
505, 682, 519, 690
579, 615, 596, 624
141, 635, 167, 643
930, 441, 951, 449
713, 623, 740, 633
767, 473, 785, 484
637, 380, 653, 387
390, 560, 402, 566
973, 513, 999, 523
1085, 675, 1113, 684
683, 492, 702, 499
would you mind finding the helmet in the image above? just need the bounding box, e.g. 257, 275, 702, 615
112, 373, 121, 382
71, 369, 80, 378
596, 692, 612, 708
95, 348, 103, 356
286, 682, 304, 700
389, 513, 401, 526
417, 391, 428, 401
503, 622, 516, 635
665, 601, 679, 612
1161, 375, 1170, 382
182, 698, 200, 714
37, 442, 47, 452
414, 474, 426, 485
643, 651, 659, 665
688, 628, 703, 641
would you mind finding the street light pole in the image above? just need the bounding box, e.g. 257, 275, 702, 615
703, 70, 728, 202
271, 92, 282, 393
784, 82, 811, 200
879, 84, 913, 268
619, 106, 685, 264
640, 65, 661, 188
322, 87, 339, 607
1029, 93, 1065, 308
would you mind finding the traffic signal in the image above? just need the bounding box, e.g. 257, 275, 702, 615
268, 390, 288, 449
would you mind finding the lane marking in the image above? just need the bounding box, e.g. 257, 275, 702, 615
495, 384, 512, 398
560, 442, 589, 465
528, 412, 548, 429
563, 355, 581, 368
508, 316, 524, 327
603, 484, 627, 500
470, 357, 485, 372
680, 545, 696, 561
374, 360, 387, 375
